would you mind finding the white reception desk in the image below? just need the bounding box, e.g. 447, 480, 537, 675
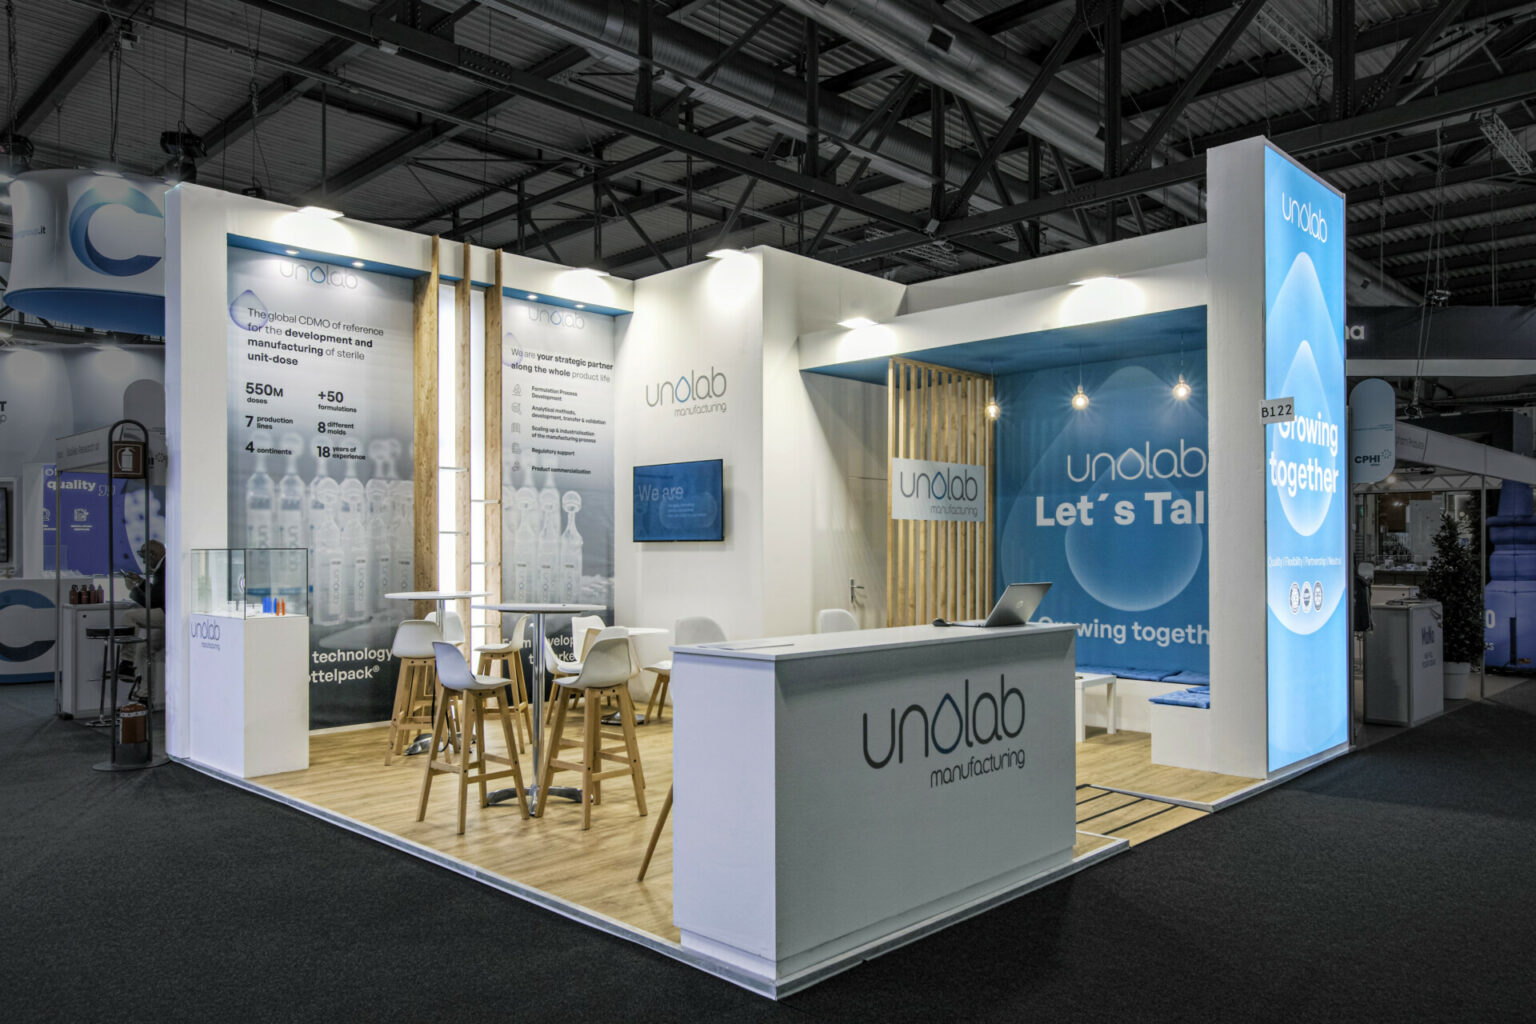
670, 622, 1077, 994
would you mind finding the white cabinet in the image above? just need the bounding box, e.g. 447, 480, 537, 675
188, 614, 309, 777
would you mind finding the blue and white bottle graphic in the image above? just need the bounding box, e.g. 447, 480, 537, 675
338, 462, 370, 623
537, 470, 560, 601
559, 490, 583, 603
245, 435, 276, 549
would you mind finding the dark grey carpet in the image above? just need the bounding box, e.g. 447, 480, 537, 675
4, 679, 1534, 1023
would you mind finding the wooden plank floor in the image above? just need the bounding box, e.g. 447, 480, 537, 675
255, 718, 1243, 945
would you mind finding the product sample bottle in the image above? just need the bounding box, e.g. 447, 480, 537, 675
559, 490, 583, 604
536, 471, 560, 602
245, 436, 276, 550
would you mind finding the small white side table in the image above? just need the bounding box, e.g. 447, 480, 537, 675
1075, 672, 1117, 742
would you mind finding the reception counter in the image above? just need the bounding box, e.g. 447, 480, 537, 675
670, 622, 1077, 994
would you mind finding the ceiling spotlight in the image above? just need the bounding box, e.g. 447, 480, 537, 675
579, 267, 610, 277
706, 248, 747, 259
985, 397, 1001, 420
838, 316, 877, 329
283, 248, 300, 256
575, 303, 586, 309
526, 293, 539, 300
297, 205, 343, 219
351, 260, 365, 268
1386, 474, 1398, 484
1071, 384, 1090, 411
160, 129, 206, 184
1172, 374, 1192, 400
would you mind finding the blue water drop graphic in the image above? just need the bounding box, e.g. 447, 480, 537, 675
931, 692, 964, 754
229, 289, 270, 332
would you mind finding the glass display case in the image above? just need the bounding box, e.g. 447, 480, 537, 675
191, 548, 308, 618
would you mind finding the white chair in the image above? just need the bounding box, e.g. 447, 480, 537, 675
571, 614, 606, 658
386, 619, 441, 765
817, 608, 859, 633
417, 642, 530, 833
538, 630, 647, 830
644, 616, 726, 724
425, 609, 466, 645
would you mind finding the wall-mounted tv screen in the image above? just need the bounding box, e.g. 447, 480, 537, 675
634, 459, 724, 542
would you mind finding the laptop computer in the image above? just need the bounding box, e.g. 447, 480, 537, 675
934, 582, 1052, 628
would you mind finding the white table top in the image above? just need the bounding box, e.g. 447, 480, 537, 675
473, 602, 607, 614
674, 622, 1075, 663
620, 626, 668, 637
386, 591, 488, 601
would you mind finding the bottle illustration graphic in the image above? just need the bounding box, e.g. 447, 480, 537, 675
559, 491, 583, 603
366, 442, 394, 613
338, 461, 370, 622
276, 434, 308, 549
314, 513, 345, 627
387, 440, 413, 596
536, 470, 560, 601
245, 434, 276, 550
513, 489, 537, 600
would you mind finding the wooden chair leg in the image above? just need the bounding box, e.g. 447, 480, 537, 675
474, 694, 489, 810
512, 661, 533, 744
492, 696, 530, 818
385, 664, 410, 765
637, 784, 673, 882
456, 691, 471, 835
582, 693, 598, 830
535, 693, 568, 819
616, 689, 647, 814
416, 692, 450, 821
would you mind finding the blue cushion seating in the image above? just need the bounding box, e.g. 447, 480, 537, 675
1149, 686, 1211, 709
1164, 670, 1209, 686
1077, 665, 1210, 683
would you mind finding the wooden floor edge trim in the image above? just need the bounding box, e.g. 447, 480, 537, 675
170, 756, 775, 995
309, 720, 393, 736
1085, 784, 1217, 813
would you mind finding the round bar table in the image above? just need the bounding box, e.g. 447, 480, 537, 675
474, 602, 606, 811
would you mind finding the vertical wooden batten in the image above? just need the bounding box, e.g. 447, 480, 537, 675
455, 262, 473, 641
886, 357, 995, 626
484, 252, 504, 643
412, 236, 441, 620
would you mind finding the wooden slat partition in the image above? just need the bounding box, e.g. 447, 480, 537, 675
483, 252, 504, 643
454, 267, 472, 640
886, 356, 995, 626
411, 237, 440, 620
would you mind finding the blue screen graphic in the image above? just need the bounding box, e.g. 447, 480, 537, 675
1264, 147, 1348, 771
994, 353, 1209, 676
633, 460, 724, 542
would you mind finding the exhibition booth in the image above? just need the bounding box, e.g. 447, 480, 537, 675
2, 135, 1355, 997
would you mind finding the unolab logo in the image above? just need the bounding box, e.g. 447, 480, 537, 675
646, 366, 728, 416
863, 675, 1025, 769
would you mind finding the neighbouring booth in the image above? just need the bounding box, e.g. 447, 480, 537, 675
0, 135, 1363, 998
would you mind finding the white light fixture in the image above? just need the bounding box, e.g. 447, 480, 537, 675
838, 316, 877, 329
351, 260, 365, 268
706, 248, 747, 259
1386, 473, 1398, 484
1172, 374, 1192, 401
526, 292, 539, 300
283, 248, 300, 256
297, 205, 343, 219
1069, 275, 1117, 287
575, 303, 586, 309
1071, 384, 1090, 411
578, 267, 610, 277
985, 397, 1001, 420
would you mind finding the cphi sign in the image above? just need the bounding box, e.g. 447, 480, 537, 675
891, 457, 985, 522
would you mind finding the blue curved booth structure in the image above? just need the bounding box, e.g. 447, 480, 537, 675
1486, 481, 1536, 669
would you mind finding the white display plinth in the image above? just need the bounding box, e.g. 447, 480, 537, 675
670, 623, 1075, 992
1365, 600, 1444, 727
188, 614, 308, 778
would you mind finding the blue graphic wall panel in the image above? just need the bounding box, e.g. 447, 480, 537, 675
995, 352, 1208, 676
1263, 147, 1349, 771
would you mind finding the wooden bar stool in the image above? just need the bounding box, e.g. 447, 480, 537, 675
386, 620, 440, 765
475, 615, 533, 752
418, 642, 530, 833
637, 784, 673, 881
537, 631, 647, 830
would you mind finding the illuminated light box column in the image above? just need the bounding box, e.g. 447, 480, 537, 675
1207, 137, 1350, 779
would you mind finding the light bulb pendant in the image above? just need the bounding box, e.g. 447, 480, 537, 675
1173, 374, 1191, 400
985, 397, 1001, 420
1071, 384, 1089, 410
